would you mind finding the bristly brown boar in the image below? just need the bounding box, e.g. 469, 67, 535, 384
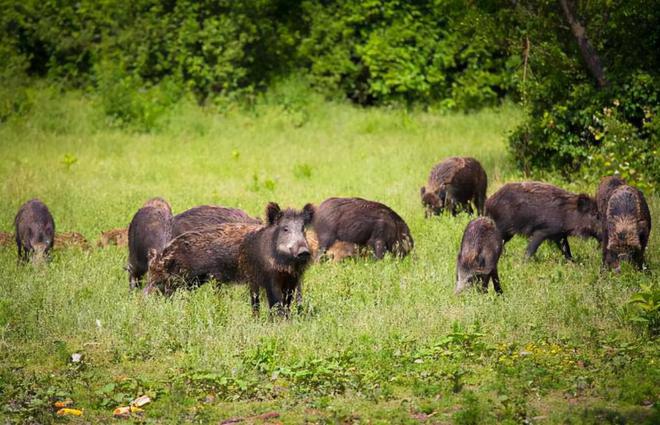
455, 217, 503, 294
602, 185, 651, 270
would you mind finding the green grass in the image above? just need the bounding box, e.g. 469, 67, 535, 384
0, 86, 658, 424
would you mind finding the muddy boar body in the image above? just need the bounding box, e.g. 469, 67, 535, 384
420, 157, 487, 217
455, 217, 503, 294
596, 176, 626, 215
172, 205, 261, 238
14, 199, 55, 263
145, 222, 262, 295
127, 197, 173, 289
602, 185, 651, 270
485, 182, 600, 259
239, 203, 315, 314
312, 197, 413, 259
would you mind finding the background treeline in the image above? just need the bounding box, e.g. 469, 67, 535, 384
1, 0, 658, 190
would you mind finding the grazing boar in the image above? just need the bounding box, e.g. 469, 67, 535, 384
312, 197, 413, 259
306, 229, 360, 262
145, 222, 262, 295
455, 217, 503, 294
602, 185, 651, 271
97, 228, 129, 248
420, 157, 488, 217
14, 199, 55, 263
0, 231, 13, 247
54, 232, 90, 250
596, 175, 626, 215
485, 182, 601, 259
239, 203, 315, 314
127, 197, 173, 289
172, 205, 261, 238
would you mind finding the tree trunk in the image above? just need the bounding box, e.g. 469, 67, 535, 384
558, 0, 608, 88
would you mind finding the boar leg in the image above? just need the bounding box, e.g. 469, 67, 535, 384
632, 249, 645, 270
558, 237, 573, 260
370, 238, 386, 259
525, 232, 549, 258
265, 280, 285, 312
250, 283, 261, 316
491, 269, 503, 294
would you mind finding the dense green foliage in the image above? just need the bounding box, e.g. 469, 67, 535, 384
0, 0, 658, 185
0, 92, 658, 423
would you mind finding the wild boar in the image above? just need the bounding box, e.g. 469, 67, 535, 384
97, 228, 129, 248
14, 199, 55, 263
312, 197, 413, 259
420, 157, 488, 217
455, 217, 503, 294
602, 185, 651, 270
144, 222, 262, 295
596, 175, 626, 216
172, 205, 261, 238
239, 202, 315, 314
485, 182, 601, 259
127, 197, 173, 289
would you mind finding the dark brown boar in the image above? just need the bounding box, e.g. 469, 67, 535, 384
485, 182, 601, 259
97, 228, 129, 248
420, 157, 488, 217
172, 205, 261, 238
54, 232, 90, 250
596, 175, 626, 216
145, 222, 262, 295
239, 202, 315, 314
602, 185, 651, 271
312, 197, 413, 259
127, 197, 173, 289
455, 217, 503, 294
14, 199, 55, 263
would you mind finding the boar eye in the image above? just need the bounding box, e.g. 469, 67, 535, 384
283, 226, 289, 232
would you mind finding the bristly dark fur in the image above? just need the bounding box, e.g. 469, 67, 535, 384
485, 182, 601, 259
312, 197, 413, 259
127, 197, 173, 289
239, 203, 315, 315
145, 222, 262, 295
596, 175, 626, 216
455, 217, 503, 294
421, 157, 488, 217
172, 205, 261, 238
602, 185, 651, 270
14, 199, 55, 263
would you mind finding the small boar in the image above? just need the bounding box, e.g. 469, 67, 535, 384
596, 175, 626, 215
0, 231, 13, 247
97, 228, 129, 248
127, 197, 173, 289
455, 217, 503, 294
485, 182, 601, 259
602, 185, 651, 271
145, 222, 262, 295
172, 205, 261, 238
420, 157, 488, 217
312, 197, 413, 259
14, 199, 55, 263
306, 229, 360, 262
54, 232, 90, 250
239, 202, 315, 314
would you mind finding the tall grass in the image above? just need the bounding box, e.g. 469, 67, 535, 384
0, 86, 657, 424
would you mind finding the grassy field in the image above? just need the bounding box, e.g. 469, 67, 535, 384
0, 86, 658, 424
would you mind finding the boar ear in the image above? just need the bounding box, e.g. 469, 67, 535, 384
266, 202, 282, 225
577, 194, 595, 213
420, 186, 426, 196
302, 203, 315, 226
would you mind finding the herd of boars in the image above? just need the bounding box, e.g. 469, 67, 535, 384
8, 156, 652, 314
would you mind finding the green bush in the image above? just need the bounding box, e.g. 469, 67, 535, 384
299, 1, 517, 109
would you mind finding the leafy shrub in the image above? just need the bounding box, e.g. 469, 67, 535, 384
299, 1, 517, 109
627, 283, 660, 336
